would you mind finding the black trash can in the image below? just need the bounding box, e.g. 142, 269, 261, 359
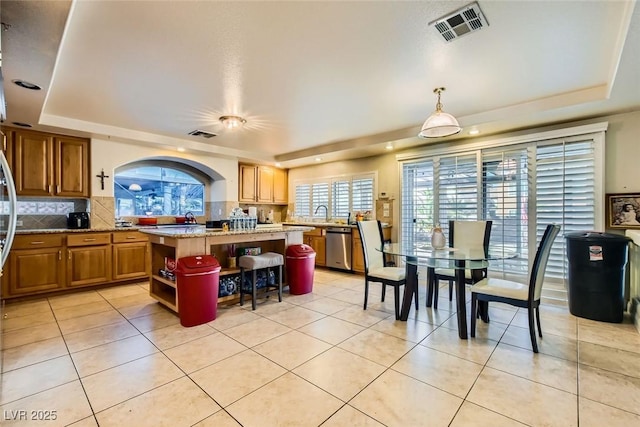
565, 232, 631, 323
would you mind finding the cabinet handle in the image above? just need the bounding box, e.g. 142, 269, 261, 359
49, 185, 52, 193
30, 241, 44, 245
126, 236, 136, 239
58, 250, 61, 260
68, 250, 71, 260
57, 185, 61, 193
83, 238, 96, 242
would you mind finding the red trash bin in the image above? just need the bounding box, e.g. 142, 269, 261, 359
176, 255, 221, 327
286, 244, 316, 295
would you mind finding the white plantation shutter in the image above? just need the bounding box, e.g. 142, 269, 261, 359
401, 160, 434, 252
312, 183, 329, 219
295, 184, 311, 218
352, 176, 374, 214
438, 154, 479, 238
332, 179, 350, 219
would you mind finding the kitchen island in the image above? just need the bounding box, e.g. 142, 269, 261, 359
140, 225, 313, 312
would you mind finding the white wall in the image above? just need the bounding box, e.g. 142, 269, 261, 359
90, 138, 238, 202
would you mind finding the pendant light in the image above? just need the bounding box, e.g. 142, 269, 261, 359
418, 87, 461, 138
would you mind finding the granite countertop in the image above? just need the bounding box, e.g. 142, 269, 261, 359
282, 221, 391, 229
138, 225, 314, 238
16, 227, 142, 235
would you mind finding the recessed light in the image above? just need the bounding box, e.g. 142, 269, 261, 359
177, 147, 185, 152
275, 162, 282, 167
385, 142, 393, 150
12, 80, 41, 90
12, 122, 32, 128
468, 128, 480, 135
315, 157, 322, 162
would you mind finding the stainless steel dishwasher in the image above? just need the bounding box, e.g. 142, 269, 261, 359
326, 227, 352, 271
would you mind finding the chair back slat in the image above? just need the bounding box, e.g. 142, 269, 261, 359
529, 224, 561, 301
357, 220, 384, 271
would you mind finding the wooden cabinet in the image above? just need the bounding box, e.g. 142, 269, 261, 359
6, 234, 65, 296
112, 232, 150, 280
67, 233, 112, 287
239, 163, 288, 204
352, 226, 392, 274
303, 228, 326, 267
9, 128, 90, 197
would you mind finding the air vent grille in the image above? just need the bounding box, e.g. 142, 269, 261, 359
188, 130, 217, 138
429, 2, 488, 42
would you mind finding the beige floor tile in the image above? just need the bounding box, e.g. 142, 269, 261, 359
53, 300, 114, 321
322, 405, 385, 426
578, 321, 640, 354
143, 323, 215, 350
252, 330, 331, 369
81, 353, 184, 412
351, 370, 462, 427
330, 289, 368, 305
467, 367, 577, 426
71, 335, 158, 377
48, 291, 104, 310
2, 336, 68, 373
579, 341, 640, 378
0, 380, 93, 426
58, 309, 125, 335
192, 410, 242, 427
421, 326, 498, 364
294, 347, 386, 401
164, 332, 246, 373
226, 372, 343, 426
512, 309, 577, 339
263, 305, 326, 329
371, 316, 436, 343
406, 306, 455, 326
208, 306, 261, 331
332, 306, 391, 328
95, 376, 219, 427
64, 321, 140, 353
308, 283, 347, 297
1, 355, 78, 405
578, 364, 640, 415
128, 309, 180, 333
116, 301, 169, 320
2, 310, 56, 333
338, 328, 415, 367
297, 316, 365, 345
67, 416, 99, 427
97, 284, 148, 300
2, 322, 61, 349
222, 318, 291, 348
299, 297, 352, 315
578, 396, 640, 427
106, 292, 157, 309
3, 299, 51, 318
241, 298, 295, 316
488, 342, 578, 393
501, 324, 578, 362
283, 292, 322, 305
392, 345, 483, 398
450, 402, 527, 427
190, 350, 287, 407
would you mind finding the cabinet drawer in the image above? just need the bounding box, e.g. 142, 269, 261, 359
67, 233, 111, 246
303, 228, 325, 237
12, 234, 64, 249
112, 231, 149, 243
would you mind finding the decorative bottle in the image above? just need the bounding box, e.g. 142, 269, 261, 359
431, 224, 446, 249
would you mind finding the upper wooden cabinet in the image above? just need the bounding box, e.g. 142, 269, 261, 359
239, 164, 288, 204
8, 128, 90, 197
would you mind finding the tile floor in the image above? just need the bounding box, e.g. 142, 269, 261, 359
2, 269, 640, 426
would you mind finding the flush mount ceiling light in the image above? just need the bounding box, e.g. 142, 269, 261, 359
128, 183, 142, 191
385, 142, 394, 150
418, 87, 462, 139
12, 79, 42, 90
219, 115, 246, 130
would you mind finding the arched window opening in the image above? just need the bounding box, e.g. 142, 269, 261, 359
114, 163, 206, 217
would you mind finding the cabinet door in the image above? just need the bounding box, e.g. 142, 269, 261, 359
257, 166, 274, 203
55, 136, 90, 197
310, 236, 326, 266
352, 235, 365, 273
113, 242, 149, 280
239, 164, 257, 202
67, 245, 112, 287
273, 168, 288, 204
8, 248, 65, 296
13, 129, 54, 196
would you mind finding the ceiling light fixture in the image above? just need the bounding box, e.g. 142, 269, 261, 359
315, 157, 322, 162
385, 142, 393, 150
128, 183, 142, 191
177, 147, 186, 152
219, 115, 246, 130
468, 128, 480, 135
12, 79, 42, 90
418, 87, 461, 139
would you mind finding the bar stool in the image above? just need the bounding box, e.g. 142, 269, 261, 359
239, 252, 284, 310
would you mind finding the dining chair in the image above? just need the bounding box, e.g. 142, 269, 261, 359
431, 220, 492, 306
357, 220, 416, 320
470, 224, 561, 353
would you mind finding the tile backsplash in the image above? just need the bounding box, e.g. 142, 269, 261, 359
8, 198, 89, 230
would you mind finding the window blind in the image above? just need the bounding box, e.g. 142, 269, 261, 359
401, 160, 434, 252
438, 154, 479, 238
352, 177, 374, 214
295, 184, 311, 218
332, 180, 350, 219
312, 183, 329, 219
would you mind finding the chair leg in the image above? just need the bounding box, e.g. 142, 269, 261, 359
528, 306, 539, 353
277, 265, 283, 302
414, 283, 419, 310
251, 270, 257, 311
470, 294, 477, 338
433, 282, 439, 310
363, 279, 369, 310
535, 306, 542, 338
240, 268, 245, 306
394, 285, 400, 320
381, 283, 386, 302
448, 280, 454, 301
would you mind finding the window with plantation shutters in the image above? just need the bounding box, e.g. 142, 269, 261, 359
401, 160, 434, 252
295, 184, 311, 218
332, 179, 350, 219
312, 183, 329, 219
352, 176, 374, 214
438, 154, 479, 238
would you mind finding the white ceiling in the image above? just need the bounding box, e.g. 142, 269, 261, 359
2, 1, 639, 168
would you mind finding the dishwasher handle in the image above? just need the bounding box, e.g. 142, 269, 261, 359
326, 227, 352, 233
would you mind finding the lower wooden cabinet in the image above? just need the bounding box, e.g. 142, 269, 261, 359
8, 246, 66, 296
352, 231, 365, 273
303, 229, 326, 267
67, 245, 112, 287
112, 242, 149, 280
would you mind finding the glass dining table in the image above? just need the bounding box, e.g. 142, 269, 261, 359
378, 243, 516, 339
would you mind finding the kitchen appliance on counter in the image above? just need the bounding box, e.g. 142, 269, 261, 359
326, 227, 352, 271
67, 212, 90, 229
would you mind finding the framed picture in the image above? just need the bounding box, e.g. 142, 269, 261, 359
606, 193, 640, 229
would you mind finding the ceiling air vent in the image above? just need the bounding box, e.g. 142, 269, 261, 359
188, 129, 217, 138
429, 2, 488, 42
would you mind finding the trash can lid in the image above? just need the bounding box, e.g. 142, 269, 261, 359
177, 255, 221, 272
564, 231, 632, 242
286, 244, 316, 258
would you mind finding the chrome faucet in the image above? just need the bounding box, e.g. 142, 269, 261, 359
314, 205, 328, 221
